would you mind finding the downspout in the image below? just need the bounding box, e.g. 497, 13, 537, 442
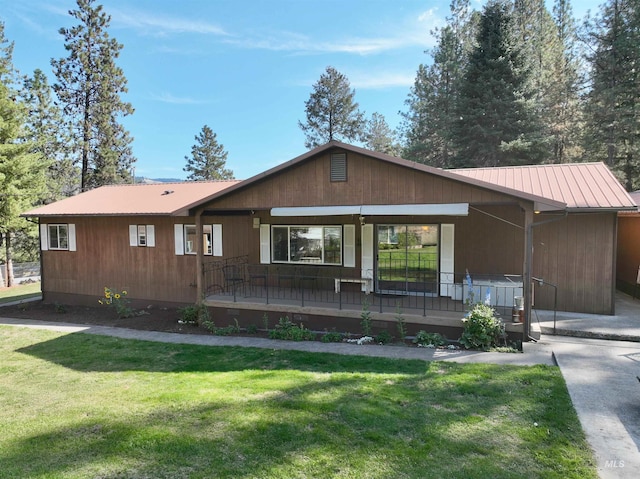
195, 207, 205, 305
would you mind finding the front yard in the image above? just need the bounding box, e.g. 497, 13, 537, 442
0, 326, 596, 479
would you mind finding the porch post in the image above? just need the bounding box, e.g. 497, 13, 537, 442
195, 207, 205, 305
522, 206, 534, 343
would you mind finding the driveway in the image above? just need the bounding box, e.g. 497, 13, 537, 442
547, 335, 640, 478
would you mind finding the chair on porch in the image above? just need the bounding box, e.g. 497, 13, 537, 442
277, 265, 297, 291
247, 264, 268, 295
222, 264, 245, 295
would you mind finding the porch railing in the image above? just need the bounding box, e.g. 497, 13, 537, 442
203, 256, 525, 317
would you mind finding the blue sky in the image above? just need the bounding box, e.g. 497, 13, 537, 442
1, 0, 600, 180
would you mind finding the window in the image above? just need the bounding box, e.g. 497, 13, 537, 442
129, 225, 155, 247
272, 226, 342, 265
48, 224, 68, 250
183, 225, 214, 255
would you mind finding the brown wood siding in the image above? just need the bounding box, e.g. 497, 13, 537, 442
532, 213, 616, 314
617, 215, 640, 289
206, 151, 517, 210
41, 216, 198, 304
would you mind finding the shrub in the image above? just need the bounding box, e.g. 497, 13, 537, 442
246, 324, 258, 334
178, 303, 210, 325
413, 330, 447, 347
375, 330, 392, 345
268, 317, 316, 341
321, 329, 344, 343
395, 305, 406, 341
459, 304, 505, 350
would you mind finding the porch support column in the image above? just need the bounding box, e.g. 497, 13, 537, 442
195, 207, 205, 305
522, 205, 534, 343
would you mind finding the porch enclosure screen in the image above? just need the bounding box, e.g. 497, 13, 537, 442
376, 224, 439, 295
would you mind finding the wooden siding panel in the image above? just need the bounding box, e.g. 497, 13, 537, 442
617, 216, 640, 288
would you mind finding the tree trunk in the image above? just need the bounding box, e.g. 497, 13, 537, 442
4, 232, 14, 288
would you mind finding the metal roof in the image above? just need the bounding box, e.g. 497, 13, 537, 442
23, 181, 240, 217
451, 163, 637, 211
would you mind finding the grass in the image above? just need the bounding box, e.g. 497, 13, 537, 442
0, 326, 597, 479
0, 281, 41, 304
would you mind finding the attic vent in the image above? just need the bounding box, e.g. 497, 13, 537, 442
162, 190, 174, 196
330, 153, 347, 182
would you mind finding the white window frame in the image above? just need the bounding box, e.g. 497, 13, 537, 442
47, 224, 69, 250
179, 224, 222, 256
129, 225, 156, 247
271, 225, 342, 265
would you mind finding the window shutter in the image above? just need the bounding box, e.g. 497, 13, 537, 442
361, 224, 374, 291
68, 224, 77, 252
212, 224, 223, 257
146, 225, 155, 247
174, 224, 184, 255
439, 224, 455, 297
343, 224, 356, 268
40, 224, 49, 251
129, 225, 137, 246
259, 224, 270, 264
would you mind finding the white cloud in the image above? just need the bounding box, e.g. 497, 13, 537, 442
150, 92, 205, 105
350, 71, 416, 90
111, 9, 229, 37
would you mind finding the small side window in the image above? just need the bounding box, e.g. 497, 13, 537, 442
138, 225, 147, 246
48, 224, 69, 250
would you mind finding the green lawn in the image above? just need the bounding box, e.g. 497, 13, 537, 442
0, 326, 597, 479
0, 281, 41, 304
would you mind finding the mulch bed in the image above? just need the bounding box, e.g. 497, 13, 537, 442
0, 300, 207, 335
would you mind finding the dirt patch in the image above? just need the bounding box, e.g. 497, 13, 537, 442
0, 300, 208, 335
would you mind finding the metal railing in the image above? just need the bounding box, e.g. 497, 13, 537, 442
203, 257, 526, 317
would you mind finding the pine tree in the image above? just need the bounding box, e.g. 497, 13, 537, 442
452, 0, 546, 167
0, 24, 46, 287
51, 0, 135, 192
363, 112, 400, 156
22, 69, 78, 201
184, 125, 234, 181
401, 0, 476, 167
298, 66, 365, 148
583, 0, 640, 190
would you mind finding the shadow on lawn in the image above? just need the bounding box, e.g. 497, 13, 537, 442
0, 357, 576, 479
16, 330, 435, 375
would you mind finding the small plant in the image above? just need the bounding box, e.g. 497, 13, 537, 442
214, 325, 235, 336
321, 329, 344, 343
268, 316, 315, 341
413, 330, 447, 348
98, 287, 135, 318
53, 302, 67, 314
178, 303, 210, 325
375, 330, 392, 345
201, 318, 216, 333
459, 304, 506, 350
395, 304, 406, 342
262, 312, 270, 331
246, 324, 258, 335
360, 299, 372, 336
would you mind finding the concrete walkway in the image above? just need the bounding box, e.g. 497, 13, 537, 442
3, 291, 640, 478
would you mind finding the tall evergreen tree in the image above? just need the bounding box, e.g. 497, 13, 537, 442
184, 125, 234, 181
452, 0, 546, 167
363, 112, 400, 156
0, 24, 46, 287
298, 66, 365, 149
22, 69, 78, 201
583, 0, 640, 190
51, 0, 135, 192
401, 0, 476, 167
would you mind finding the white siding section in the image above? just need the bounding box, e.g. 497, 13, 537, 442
343, 224, 356, 268
146, 225, 155, 247
439, 224, 455, 297
68, 224, 76, 252
129, 225, 137, 246
212, 224, 223, 257
174, 224, 184, 255
361, 224, 374, 292
260, 224, 270, 264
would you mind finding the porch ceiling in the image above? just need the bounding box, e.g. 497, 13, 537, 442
271, 203, 469, 217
